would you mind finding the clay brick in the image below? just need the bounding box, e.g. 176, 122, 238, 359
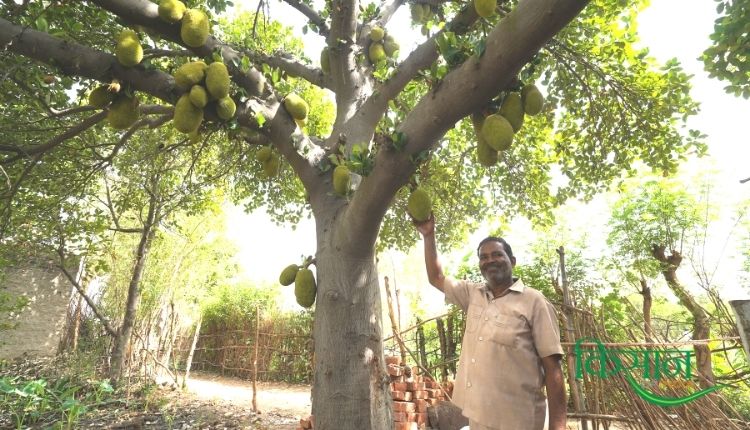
391, 374, 405, 383
392, 390, 413, 401
391, 382, 408, 391
393, 401, 417, 413
406, 412, 428, 425
407, 381, 425, 391
387, 364, 403, 377
394, 422, 418, 430
393, 411, 406, 422
415, 399, 429, 412
412, 390, 428, 399
385, 355, 402, 365
300, 417, 312, 429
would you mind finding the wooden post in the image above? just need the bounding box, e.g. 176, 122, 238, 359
384, 276, 407, 363
556, 246, 587, 430
252, 304, 260, 413
182, 316, 201, 389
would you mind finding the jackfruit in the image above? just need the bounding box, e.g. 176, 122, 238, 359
115, 30, 143, 67
173, 94, 203, 133
410, 3, 425, 23
521, 84, 544, 116
407, 187, 432, 222
116, 29, 137, 43
499, 93, 524, 132
369, 26, 385, 42
474, 0, 496, 18
180, 9, 210, 48
256, 146, 272, 163
471, 113, 498, 166
421, 4, 433, 21
188, 85, 208, 108
206, 62, 230, 99
279, 264, 300, 286
294, 268, 316, 308
107, 94, 140, 130
43, 75, 55, 85
283, 93, 308, 121
89, 85, 115, 108
383, 35, 400, 58
216, 96, 236, 120
481, 114, 514, 151
320, 47, 330, 74
158, 0, 186, 23
173, 61, 208, 90
262, 154, 280, 178
368, 42, 386, 64
333, 165, 350, 196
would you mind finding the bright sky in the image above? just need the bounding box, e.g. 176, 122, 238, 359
226, 0, 750, 312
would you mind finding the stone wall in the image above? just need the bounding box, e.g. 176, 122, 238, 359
0, 260, 74, 360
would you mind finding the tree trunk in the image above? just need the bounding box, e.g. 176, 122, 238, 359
447, 312, 456, 376
416, 321, 428, 371
311, 244, 391, 430
435, 318, 448, 381
640, 277, 653, 343
651, 245, 714, 388
109, 195, 159, 384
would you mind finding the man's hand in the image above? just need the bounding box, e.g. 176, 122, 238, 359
412, 213, 435, 236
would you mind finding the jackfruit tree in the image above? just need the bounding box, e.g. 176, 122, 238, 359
0, 0, 715, 428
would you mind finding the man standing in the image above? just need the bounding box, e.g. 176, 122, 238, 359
414, 216, 567, 430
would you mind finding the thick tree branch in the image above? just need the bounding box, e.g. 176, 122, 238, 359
349, 0, 590, 249
87, 0, 268, 98
281, 0, 329, 36
375, 0, 405, 28
0, 17, 177, 103
246, 49, 329, 89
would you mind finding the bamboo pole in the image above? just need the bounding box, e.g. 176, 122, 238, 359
252, 304, 260, 413
383, 276, 407, 363
182, 316, 202, 388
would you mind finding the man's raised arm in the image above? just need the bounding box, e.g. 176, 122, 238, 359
414, 216, 447, 293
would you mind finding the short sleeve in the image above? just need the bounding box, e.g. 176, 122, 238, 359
443, 278, 472, 312
531, 297, 564, 358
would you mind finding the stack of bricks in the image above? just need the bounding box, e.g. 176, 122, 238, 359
387, 355, 450, 430
293, 356, 454, 430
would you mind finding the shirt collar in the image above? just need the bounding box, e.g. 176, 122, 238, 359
481, 278, 524, 298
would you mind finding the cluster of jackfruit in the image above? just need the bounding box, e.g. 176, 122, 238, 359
88, 84, 141, 130
472, 84, 545, 166
278, 263, 316, 308
410, 3, 434, 24
283, 92, 309, 129
255, 146, 280, 178
366, 26, 400, 64
115, 29, 143, 67
407, 187, 432, 222
474, 0, 497, 18
157, 0, 210, 48
171, 60, 236, 134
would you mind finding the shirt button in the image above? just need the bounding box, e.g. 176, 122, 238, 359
484, 317, 489, 321
467, 382, 472, 388
479, 336, 483, 341
471, 358, 476, 363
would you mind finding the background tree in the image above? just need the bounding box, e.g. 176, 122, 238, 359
0, 0, 710, 427
703, 0, 750, 98
607, 179, 716, 387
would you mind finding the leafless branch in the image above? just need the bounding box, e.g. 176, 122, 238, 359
280, 0, 329, 36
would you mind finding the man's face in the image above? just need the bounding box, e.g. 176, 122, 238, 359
478, 241, 515, 286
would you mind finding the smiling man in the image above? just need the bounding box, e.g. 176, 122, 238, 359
414, 216, 566, 430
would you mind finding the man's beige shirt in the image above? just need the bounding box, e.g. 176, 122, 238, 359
444, 278, 563, 430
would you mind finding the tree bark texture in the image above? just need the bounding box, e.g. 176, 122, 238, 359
651, 245, 714, 388
109, 195, 159, 384
312, 242, 391, 430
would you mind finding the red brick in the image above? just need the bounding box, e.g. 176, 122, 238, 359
412, 390, 428, 399
300, 417, 312, 429
393, 411, 406, 422
390, 374, 405, 383
415, 399, 429, 412
387, 364, 403, 377
394, 422, 418, 430
407, 381, 425, 391
391, 390, 413, 401
393, 401, 416, 413
391, 382, 408, 392
385, 355, 402, 365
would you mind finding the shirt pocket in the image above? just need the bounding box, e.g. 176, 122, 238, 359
465, 304, 483, 333
488, 313, 522, 347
